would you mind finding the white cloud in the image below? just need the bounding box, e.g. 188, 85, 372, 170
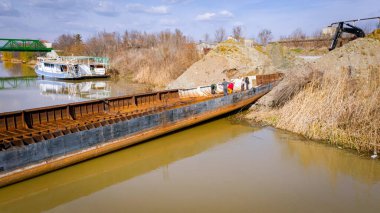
29, 0, 88, 10
126, 3, 169, 14
94, 1, 119, 16
233, 21, 244, 26
125, 3, 142, 11
163, 0, 192, 4
147, 6, 169, 14
163, 0, 179, 3
0, 0, 20, 17
220, 10, 233, 17
195, 10, 234, 21
0, 0, 10, 10
196, 12, 216, 21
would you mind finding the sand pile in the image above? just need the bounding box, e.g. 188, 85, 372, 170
247, 38, 380, 152
168, 39, 276, 89
367, 29, 380, 41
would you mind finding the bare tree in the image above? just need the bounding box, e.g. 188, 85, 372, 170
214, 27, 226, 43
232, 26, 242, 40
279, 35, 287, 41
53, 34, 75, 50
257, 29, 273, 45
290, 28, 306, 40
203, 33, 210, 43
52, 29, 200, 86
53, 33, 84, 55
311, 30, 324, 39
74, 34, 82, 44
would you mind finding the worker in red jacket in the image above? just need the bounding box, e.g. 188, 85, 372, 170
227, 82, 234, 94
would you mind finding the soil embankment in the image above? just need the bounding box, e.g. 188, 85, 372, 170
168, 39, 277, 89
167, 33, 380, 152
247, 37, 380, 152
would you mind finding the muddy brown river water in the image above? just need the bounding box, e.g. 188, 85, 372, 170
0, 61, 380, 213
0, 118, 379, 213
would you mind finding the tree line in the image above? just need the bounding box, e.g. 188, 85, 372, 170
53, 29, 199, 86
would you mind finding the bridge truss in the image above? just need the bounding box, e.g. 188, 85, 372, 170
0, 39, 52, 52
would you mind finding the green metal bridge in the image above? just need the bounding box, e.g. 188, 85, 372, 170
0, 76, 38, 89
0, 38, 52, 52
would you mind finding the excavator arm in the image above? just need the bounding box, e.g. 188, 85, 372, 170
329, 22, 365, 51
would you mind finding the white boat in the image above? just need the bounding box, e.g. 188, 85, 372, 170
37, 80, 111, 99
35, 56, 110, 79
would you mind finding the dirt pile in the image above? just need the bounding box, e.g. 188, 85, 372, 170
168, 39, 276, 89
266, 42, 327, 70
367, 29, 380, 41
247, 38, 380, 152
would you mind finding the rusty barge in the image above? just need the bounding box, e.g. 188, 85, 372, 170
0, 74, 281, 187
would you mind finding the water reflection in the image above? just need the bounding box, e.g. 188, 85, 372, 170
0, 78, 113, 112
0, 61, 149, 112
0, 61, 36, 77
38, 80, 111, 99
0, 78, 112, 100
274, 129, 380, 184
0, 60, 151, 112
0, 119, 253, 213
0, 120, 379, 213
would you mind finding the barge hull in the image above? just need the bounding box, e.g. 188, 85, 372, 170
0, 82, 276, 187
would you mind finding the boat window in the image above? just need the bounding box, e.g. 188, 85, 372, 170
44, 63, 53, 68
74, 65, 79, 74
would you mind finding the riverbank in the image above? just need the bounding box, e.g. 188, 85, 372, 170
0, 58, 36, 69
245, 38, 380, 153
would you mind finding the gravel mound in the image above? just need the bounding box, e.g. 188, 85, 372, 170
168, 39, 276, 89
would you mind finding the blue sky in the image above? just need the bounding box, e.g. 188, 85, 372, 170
0, 0, 379, 42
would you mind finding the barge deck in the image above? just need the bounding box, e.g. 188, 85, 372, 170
0, 73, 282, 187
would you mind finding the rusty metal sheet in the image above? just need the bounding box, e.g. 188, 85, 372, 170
0, 84, 280, 151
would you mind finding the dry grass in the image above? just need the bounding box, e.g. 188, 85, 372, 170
112, 31, 200, 87
247, 38, 380, 152
367, 29, 380, 41
279, 66, 379, 150
113, 42, 199, 87
212, 40, 241, 56
248, 66, 380, 152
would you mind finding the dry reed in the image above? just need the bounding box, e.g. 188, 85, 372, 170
247, 38, 380, 153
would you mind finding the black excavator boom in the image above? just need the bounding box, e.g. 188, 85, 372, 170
328, 17, 380, 51
329, 22, 365, 51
